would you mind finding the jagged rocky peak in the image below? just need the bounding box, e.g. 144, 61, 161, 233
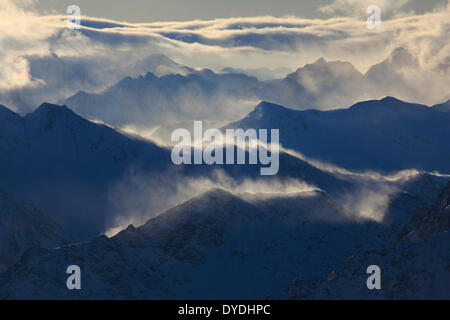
366, 47, 418, 79
22, 103, 86, 135
288, 57, 362, 80
164, 188, 252, 218
388, 47, 417, 66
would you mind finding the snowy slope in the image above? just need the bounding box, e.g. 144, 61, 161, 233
398, 181, 450, 243
0, 188, 368, 299
1, 181, 448, 299
1, 97, 449, 299
2, 99, 449, 241
285, 231, 450, 299
225, 97, 450, 174
0, 101, 354, 242
0, 102, 171, 240
286, 182, 450, 299
0, 189, 68, 272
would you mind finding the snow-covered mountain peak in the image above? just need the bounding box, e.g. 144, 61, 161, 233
365, 47, 418, 81
138, 187, 261, 238
21, 102, 108, 139
0, 101, 171, 240
348, 96, 428, 112
235, 100, 297, 125
227, 97, 450, 173
288, 57, 362, 83
381, 96, 404, 104
196, 187, 235, 198
388, 47, 417, 67
379, 96, 429, 109
141, 54, 194, 76
140, 188, 254, 227
33, 102, 72, 114
25, 103, 79, 123
253, 101, 289, 114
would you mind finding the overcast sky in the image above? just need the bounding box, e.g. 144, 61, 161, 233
35, 0, 447, 22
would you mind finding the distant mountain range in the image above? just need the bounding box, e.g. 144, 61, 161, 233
0, 91, 449, 299
62, 48, 450, 145
2, 95, 450, 240
221, 66, 292, 81
0, 53, 196, 113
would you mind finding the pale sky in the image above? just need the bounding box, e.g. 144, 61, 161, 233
35, 0, 447, 22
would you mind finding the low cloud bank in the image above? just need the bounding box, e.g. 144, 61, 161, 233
0, 1, 449, 113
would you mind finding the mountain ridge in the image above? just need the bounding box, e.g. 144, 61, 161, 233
226, 97, 450, 174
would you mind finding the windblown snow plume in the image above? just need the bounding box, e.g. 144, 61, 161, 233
106, 169, 317, 236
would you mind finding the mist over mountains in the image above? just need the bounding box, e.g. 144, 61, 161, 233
61, 48, 450, 145
0, 102, 170, 239
1, 3, 449, 300
227, 97, 450, 174
1, 181, 448, 299
0, 94, 449, 299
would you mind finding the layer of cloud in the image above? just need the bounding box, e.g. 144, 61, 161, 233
105, 169, 317, 236
318, 0, 410, 18
0, 1, 448, 114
